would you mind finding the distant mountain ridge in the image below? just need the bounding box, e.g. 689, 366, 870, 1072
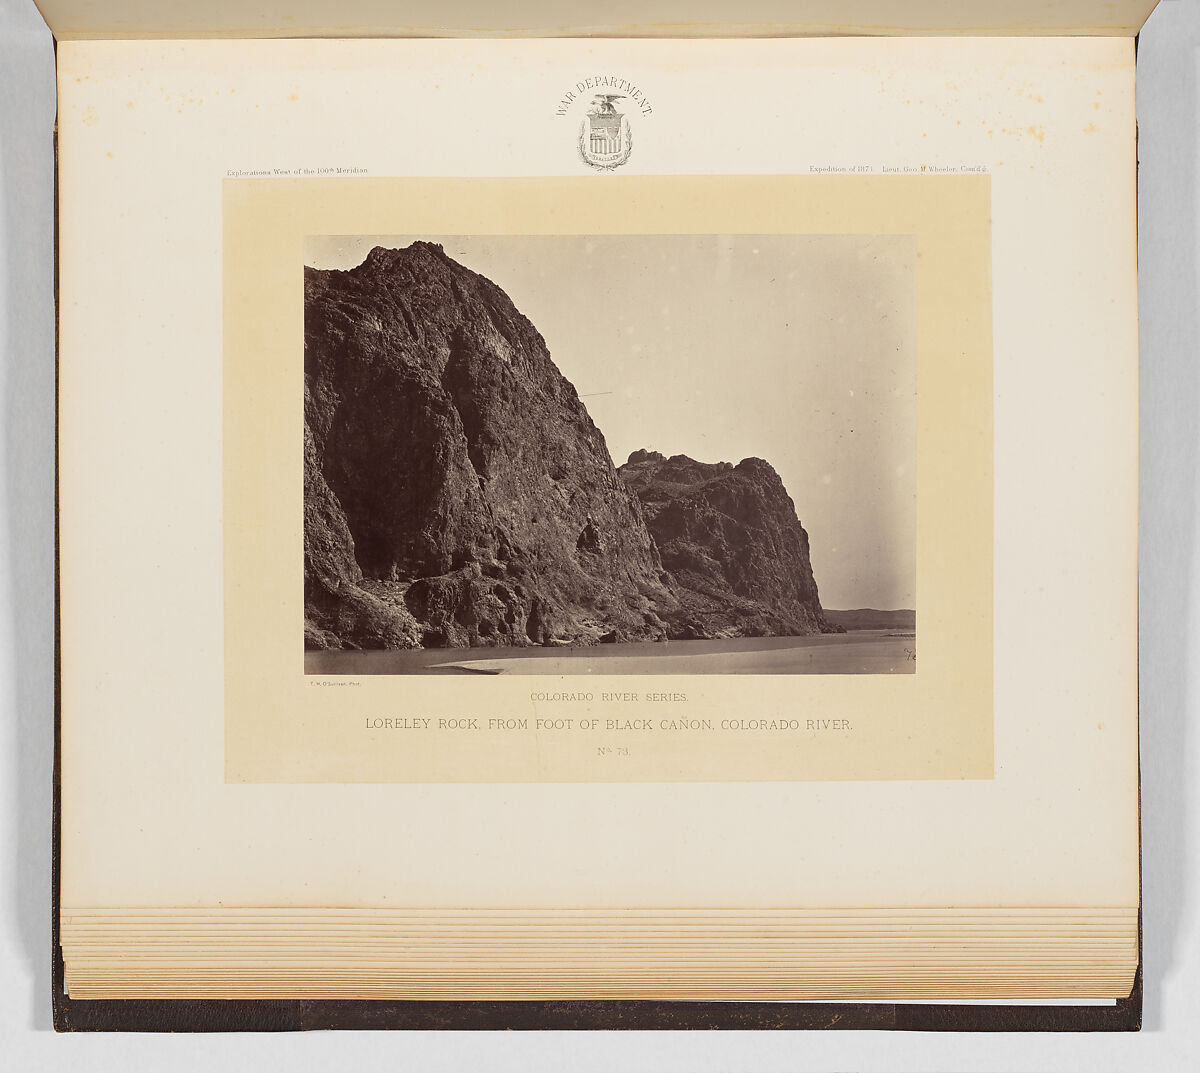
823, 608, 916, 631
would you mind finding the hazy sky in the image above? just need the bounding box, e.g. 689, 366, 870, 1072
305, 233, 916, 611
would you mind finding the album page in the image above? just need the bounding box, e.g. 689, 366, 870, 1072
58, 36, 1138, 916
33, 0, 1160, 39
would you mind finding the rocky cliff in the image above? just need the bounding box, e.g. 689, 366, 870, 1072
618, 449, 838, 639
303, 242, 673, 650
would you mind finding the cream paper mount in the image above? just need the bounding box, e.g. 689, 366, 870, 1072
223, 174, 993, 785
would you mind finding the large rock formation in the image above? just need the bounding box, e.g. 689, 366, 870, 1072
303, 242, 672, 650
303, 242, 840, 652
618, 449, 838, 639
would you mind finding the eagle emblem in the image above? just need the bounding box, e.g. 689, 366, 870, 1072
579, 94, 632, 171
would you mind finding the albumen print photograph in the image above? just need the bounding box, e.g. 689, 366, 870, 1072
303, 234, 916, 675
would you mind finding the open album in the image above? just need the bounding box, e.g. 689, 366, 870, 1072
50, 0, 1148, 1031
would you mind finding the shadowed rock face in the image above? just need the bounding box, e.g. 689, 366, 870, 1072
619, 449, 839, 639
303, 243, 672, 650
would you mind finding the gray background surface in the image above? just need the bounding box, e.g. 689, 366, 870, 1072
2, 0, 1197, 1067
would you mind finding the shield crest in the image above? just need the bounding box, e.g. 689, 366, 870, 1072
579, 94, 632, 170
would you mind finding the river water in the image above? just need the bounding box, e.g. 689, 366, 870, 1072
304, 630, 916, 676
